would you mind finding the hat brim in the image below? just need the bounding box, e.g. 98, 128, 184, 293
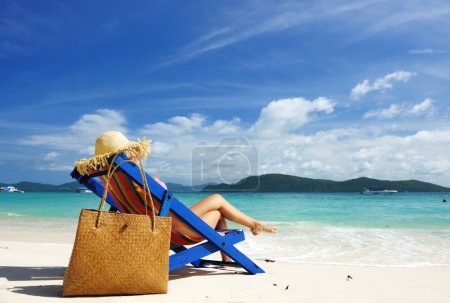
75, 139, 151, 175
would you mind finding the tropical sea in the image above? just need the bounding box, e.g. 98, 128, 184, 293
1, 191, 449, 267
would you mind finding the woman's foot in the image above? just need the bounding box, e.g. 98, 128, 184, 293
251, 221, 277, 235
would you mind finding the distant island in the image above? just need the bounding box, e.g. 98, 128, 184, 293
1, 174, 449, 193
202, 174, 450, 193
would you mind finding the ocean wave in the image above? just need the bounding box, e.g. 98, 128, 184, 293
6, 212, 23, 217
236, 225, 450, 267
257, 259, 450, 268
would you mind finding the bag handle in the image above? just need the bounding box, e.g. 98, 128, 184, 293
96, 151, 156, 231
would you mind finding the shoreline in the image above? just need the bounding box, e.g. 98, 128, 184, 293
1, 239, 449, 269
2, 218, 450, 267
1, 241, 450, 303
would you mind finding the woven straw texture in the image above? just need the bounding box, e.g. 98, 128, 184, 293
63, 209, 171, 296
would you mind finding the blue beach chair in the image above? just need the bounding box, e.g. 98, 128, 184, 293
70, 152, 264, 275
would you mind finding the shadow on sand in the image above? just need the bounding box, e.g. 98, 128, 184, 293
169, 265, 247, 281
0, 266, 65, 298
0, 266, 65, 281
0, 265, 243, 298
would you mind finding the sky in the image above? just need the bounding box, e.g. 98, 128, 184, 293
1, 0, 450, 187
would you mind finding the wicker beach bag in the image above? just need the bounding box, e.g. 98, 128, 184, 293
63, 155, 171, 296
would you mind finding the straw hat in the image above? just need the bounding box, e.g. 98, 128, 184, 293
76, 131, 151, 175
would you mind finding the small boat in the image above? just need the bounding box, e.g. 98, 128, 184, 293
0, 186, 25, 193
361, 188, 398, 195
76, 186, 93, 193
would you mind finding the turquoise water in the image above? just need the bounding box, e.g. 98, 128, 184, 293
1, 192, 450, 266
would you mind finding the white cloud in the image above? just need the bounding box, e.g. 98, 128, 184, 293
364, 99, 434, 120
35, 162, 73, 172
208, 118, 242, 135
22, 108, 128, 154
168, 114, 205, 130
70, 109, 127, 137
357, 130, 450, 180
409, 48, 447, 55
141, 114, 205, 136
351, 71, 416, 100
141, 114, 243, 138
248, 97, 334, 138
364, 104, 402, 119
406, 129, 450, 143
151, 141, 175, 157
300, 160, 332, 173
43, 151, 60, 161
408, 98, 433, 116
35, 152, 73, 172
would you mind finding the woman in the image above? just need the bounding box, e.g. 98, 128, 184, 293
151, 175, 277, 236
77, 131, 277, 261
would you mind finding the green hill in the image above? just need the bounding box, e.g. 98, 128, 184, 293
202, 174, 450, 192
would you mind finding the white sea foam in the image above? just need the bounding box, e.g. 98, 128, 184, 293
237, 222, 450, 267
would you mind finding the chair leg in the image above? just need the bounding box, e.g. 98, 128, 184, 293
170, 244, 201, 268
169, 230, 264, 274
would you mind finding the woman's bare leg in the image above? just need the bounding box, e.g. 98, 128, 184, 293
191, 193, 277, 234
170, 194, 276, 262
176, 209, 233, 262
198, 209, 221, 229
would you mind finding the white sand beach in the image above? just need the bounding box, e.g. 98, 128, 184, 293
1, 239, 450, 303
